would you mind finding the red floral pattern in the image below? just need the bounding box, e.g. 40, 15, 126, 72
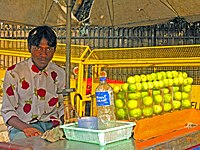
21, 79, 30, 89
31, 65, 40, 73
23, 102, 32, 114
48, 97, 58, 106
51, 71, 57, 83
50, 116, 57, 120
7, 64, 16, 71
37, 88, 46, 97
6, 85, 14, 96
50, 116, 60, 127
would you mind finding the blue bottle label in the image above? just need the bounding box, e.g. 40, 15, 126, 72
96, 91, 111, 106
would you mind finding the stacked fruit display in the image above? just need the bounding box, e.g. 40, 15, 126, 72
113, 71, 193, 121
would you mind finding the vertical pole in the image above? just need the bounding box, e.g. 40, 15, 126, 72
66, 0, 72, 91
64, 0, 72, 123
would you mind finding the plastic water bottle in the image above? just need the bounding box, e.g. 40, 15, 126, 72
95, 77, 116, 129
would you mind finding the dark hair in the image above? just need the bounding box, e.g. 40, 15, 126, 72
27, 25, 57, 52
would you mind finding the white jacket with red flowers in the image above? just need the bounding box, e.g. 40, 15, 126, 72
1, 58, 65, 131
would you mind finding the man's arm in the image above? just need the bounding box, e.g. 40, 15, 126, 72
7, 116, 42, 137
2, 70, 42, 137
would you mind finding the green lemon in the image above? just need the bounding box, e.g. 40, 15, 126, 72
126, 100, 138, 109
116, 108, 128, 120
116, 92, 126, 99
113, 85, 120, 94
129, 108, 142, 118
114, 99, 125, 108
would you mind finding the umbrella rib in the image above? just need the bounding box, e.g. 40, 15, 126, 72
43, 0, 55, 25
160, 0, 179, 16
106, 0, 114, 27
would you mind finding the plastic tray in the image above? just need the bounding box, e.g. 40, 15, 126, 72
60, 121, 135, 146
66, 138, 135, 150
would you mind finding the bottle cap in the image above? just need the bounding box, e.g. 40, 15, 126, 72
100, 71, 107, 77
100, 77, 106, 81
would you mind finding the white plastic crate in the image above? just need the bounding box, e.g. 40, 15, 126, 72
60, 121, 135, 146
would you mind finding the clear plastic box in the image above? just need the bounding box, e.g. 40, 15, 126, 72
60, 121, 135, 146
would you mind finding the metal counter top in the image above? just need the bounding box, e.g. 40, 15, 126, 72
10, 136, 135, 150
9, 129, 200, 150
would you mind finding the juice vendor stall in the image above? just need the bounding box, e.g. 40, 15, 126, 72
79, 44, 200, 148
1, 41, 200, 149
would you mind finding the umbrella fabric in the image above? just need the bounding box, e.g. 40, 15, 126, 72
0, 0, 79, 27
165, 0, 200, 23
89, 0, 200, 27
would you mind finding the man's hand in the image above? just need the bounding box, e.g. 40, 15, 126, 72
7, 116, 43, 137
22, 127, 42, 137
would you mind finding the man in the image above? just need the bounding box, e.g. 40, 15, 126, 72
1, 25, 65, 141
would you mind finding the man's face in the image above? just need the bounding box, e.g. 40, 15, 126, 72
30, 38, 55, 70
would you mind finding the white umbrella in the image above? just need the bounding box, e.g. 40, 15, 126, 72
0, 0, 79, 27
89, 0, 200, 27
